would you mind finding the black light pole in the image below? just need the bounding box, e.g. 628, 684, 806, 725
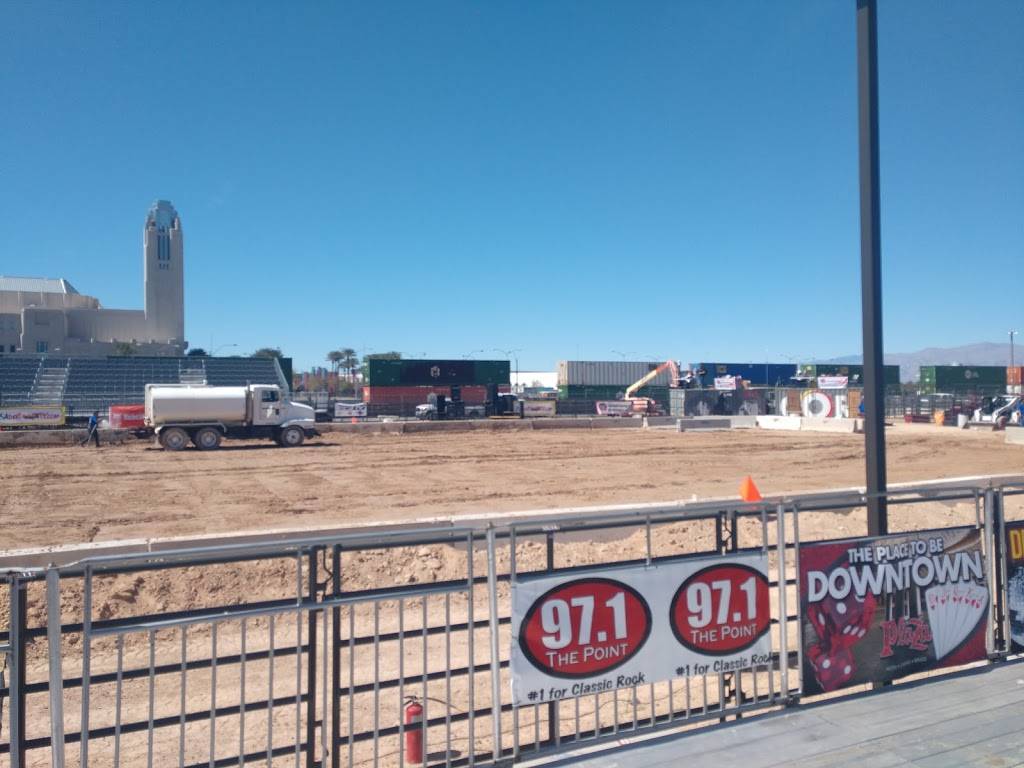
857, 0, 888, 535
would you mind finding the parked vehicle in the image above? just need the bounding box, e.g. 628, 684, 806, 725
144, 384, 318, 450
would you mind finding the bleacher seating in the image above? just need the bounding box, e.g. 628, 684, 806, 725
0, 357, 42, 404
204, 357, 281, 387
0, 355, 287, 418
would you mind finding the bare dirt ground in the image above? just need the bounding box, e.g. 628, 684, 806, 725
2, 424, 1021, 766
2, 423, 1021, 550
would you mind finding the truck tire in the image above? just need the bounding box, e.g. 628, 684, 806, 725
279, 425, 305, 447
159, 427, 189, 451
194, 427, 223, 450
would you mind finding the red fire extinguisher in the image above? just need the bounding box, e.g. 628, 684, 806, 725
405, 697, 424, 764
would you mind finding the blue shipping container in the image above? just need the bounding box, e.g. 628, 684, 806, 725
692, 363, 797, 388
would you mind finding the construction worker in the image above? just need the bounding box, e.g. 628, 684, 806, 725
86, 410, 100, 448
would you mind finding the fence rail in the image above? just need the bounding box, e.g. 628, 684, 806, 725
2, 475, 1023, 767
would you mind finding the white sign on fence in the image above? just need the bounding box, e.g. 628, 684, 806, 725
713, 376, 738, 391
522, 400, 556, 418
510, 552, 772, 705
0, 406, 65, 427
817, 375, 849, 390
334, 401, 368, 418
595, 400, 632, 417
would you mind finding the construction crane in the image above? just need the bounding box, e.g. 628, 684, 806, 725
622, 360, 683, 415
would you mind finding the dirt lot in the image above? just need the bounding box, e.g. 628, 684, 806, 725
2, 423, 1021, 551
2, 423, 1022, 766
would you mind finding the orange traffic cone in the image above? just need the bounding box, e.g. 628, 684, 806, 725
739, 475, 763, 502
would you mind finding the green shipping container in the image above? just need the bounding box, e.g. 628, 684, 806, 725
366, 359, 510, 386
558, 384, 669, 406
919, 365, 1006, 394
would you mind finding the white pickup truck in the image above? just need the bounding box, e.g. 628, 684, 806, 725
144, 384, 318, 450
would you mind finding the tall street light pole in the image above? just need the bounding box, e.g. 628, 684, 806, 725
1010, 330, 1017, 371
857, 0, 888, 535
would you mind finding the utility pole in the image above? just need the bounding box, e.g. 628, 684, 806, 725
857, 0, 888, 535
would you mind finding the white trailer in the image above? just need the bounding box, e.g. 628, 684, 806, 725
144, 384, 318, 450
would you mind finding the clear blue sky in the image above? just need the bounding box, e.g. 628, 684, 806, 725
3, 1, 1021, 370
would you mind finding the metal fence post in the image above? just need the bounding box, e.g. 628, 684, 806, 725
775, 504, 790, 701
545, 531, 558, 746
306, 549, 319, 768
331, 546, 341, 768
46, 568, 66, 768
485, 526, 503, 761
996, 489, 1010, 655
8, 575, 27, 768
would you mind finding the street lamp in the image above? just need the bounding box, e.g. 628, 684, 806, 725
212, 343, 238, 356
1010, 330, 1017, 371
462, 349, 484, 359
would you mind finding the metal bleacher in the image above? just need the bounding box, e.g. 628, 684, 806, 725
1, 355, 287, 419
0, 356, 42, 404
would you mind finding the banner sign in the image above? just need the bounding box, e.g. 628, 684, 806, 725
511, 553, 771, 705
595, 400, 632, 417
800, 527, 988, 694
713, 376, 738, 391
334, 402, 368, 418
1005, 522, 1024, 652
522, 400, 556, 418
817, 375, 849, 390
0, 406, 65, 427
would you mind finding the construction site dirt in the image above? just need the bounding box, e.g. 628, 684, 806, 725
2, 424, 1022, 767
1, 423, 1021, 551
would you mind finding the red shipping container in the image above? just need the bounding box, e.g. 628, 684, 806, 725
109, 404, 146, 429
1008, 367, 1023, 386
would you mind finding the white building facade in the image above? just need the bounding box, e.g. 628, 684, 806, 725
0, 200, 186, 356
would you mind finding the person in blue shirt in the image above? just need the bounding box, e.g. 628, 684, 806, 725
86, 411, 100, 448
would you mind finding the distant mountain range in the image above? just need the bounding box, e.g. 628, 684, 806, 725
824, 342, 1020, 382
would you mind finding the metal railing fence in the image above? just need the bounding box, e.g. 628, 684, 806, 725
2, 476, 1023, 767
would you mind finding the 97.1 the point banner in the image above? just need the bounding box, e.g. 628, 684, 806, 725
800, 527, 988, 695
510, 553, 771, 706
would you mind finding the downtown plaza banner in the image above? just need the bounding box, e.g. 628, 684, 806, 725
510, 552, 772, 706
1005, 521, 1024, 652
800, 527, 989, 694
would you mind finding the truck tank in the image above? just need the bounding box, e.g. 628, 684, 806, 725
146, 386, 250, 425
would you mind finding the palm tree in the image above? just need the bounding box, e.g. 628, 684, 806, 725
327, 350, 343, 377
340, 347, 357, 382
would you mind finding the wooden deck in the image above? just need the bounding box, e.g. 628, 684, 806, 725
550, 661, 1024, 767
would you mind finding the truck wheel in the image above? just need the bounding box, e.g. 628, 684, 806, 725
159, 427, 189, 451
279, 425, 305, 447
194, 427, 223, 450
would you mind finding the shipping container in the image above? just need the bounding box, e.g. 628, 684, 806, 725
557, 384, 669, 404
363, 385, 509, 405
1007, 366, 1023, 387
918, 365, 1007, 394
796, 363, 900, 391
693, 363, 798, 387
366, 359, 510, 386
557, 361, 674, 387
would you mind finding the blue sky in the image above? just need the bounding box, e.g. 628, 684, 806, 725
2, 1, 1021, 370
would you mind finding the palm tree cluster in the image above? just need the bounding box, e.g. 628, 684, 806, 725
326, 348, 359, 381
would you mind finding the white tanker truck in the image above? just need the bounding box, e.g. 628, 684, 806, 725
144, 384, 318, 450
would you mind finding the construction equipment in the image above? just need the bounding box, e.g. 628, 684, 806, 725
972, 395, 1021, 430
597, 360, 683, 416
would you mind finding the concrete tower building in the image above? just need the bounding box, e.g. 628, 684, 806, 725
143, 200, 185, 343
0, 200, 187, 355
